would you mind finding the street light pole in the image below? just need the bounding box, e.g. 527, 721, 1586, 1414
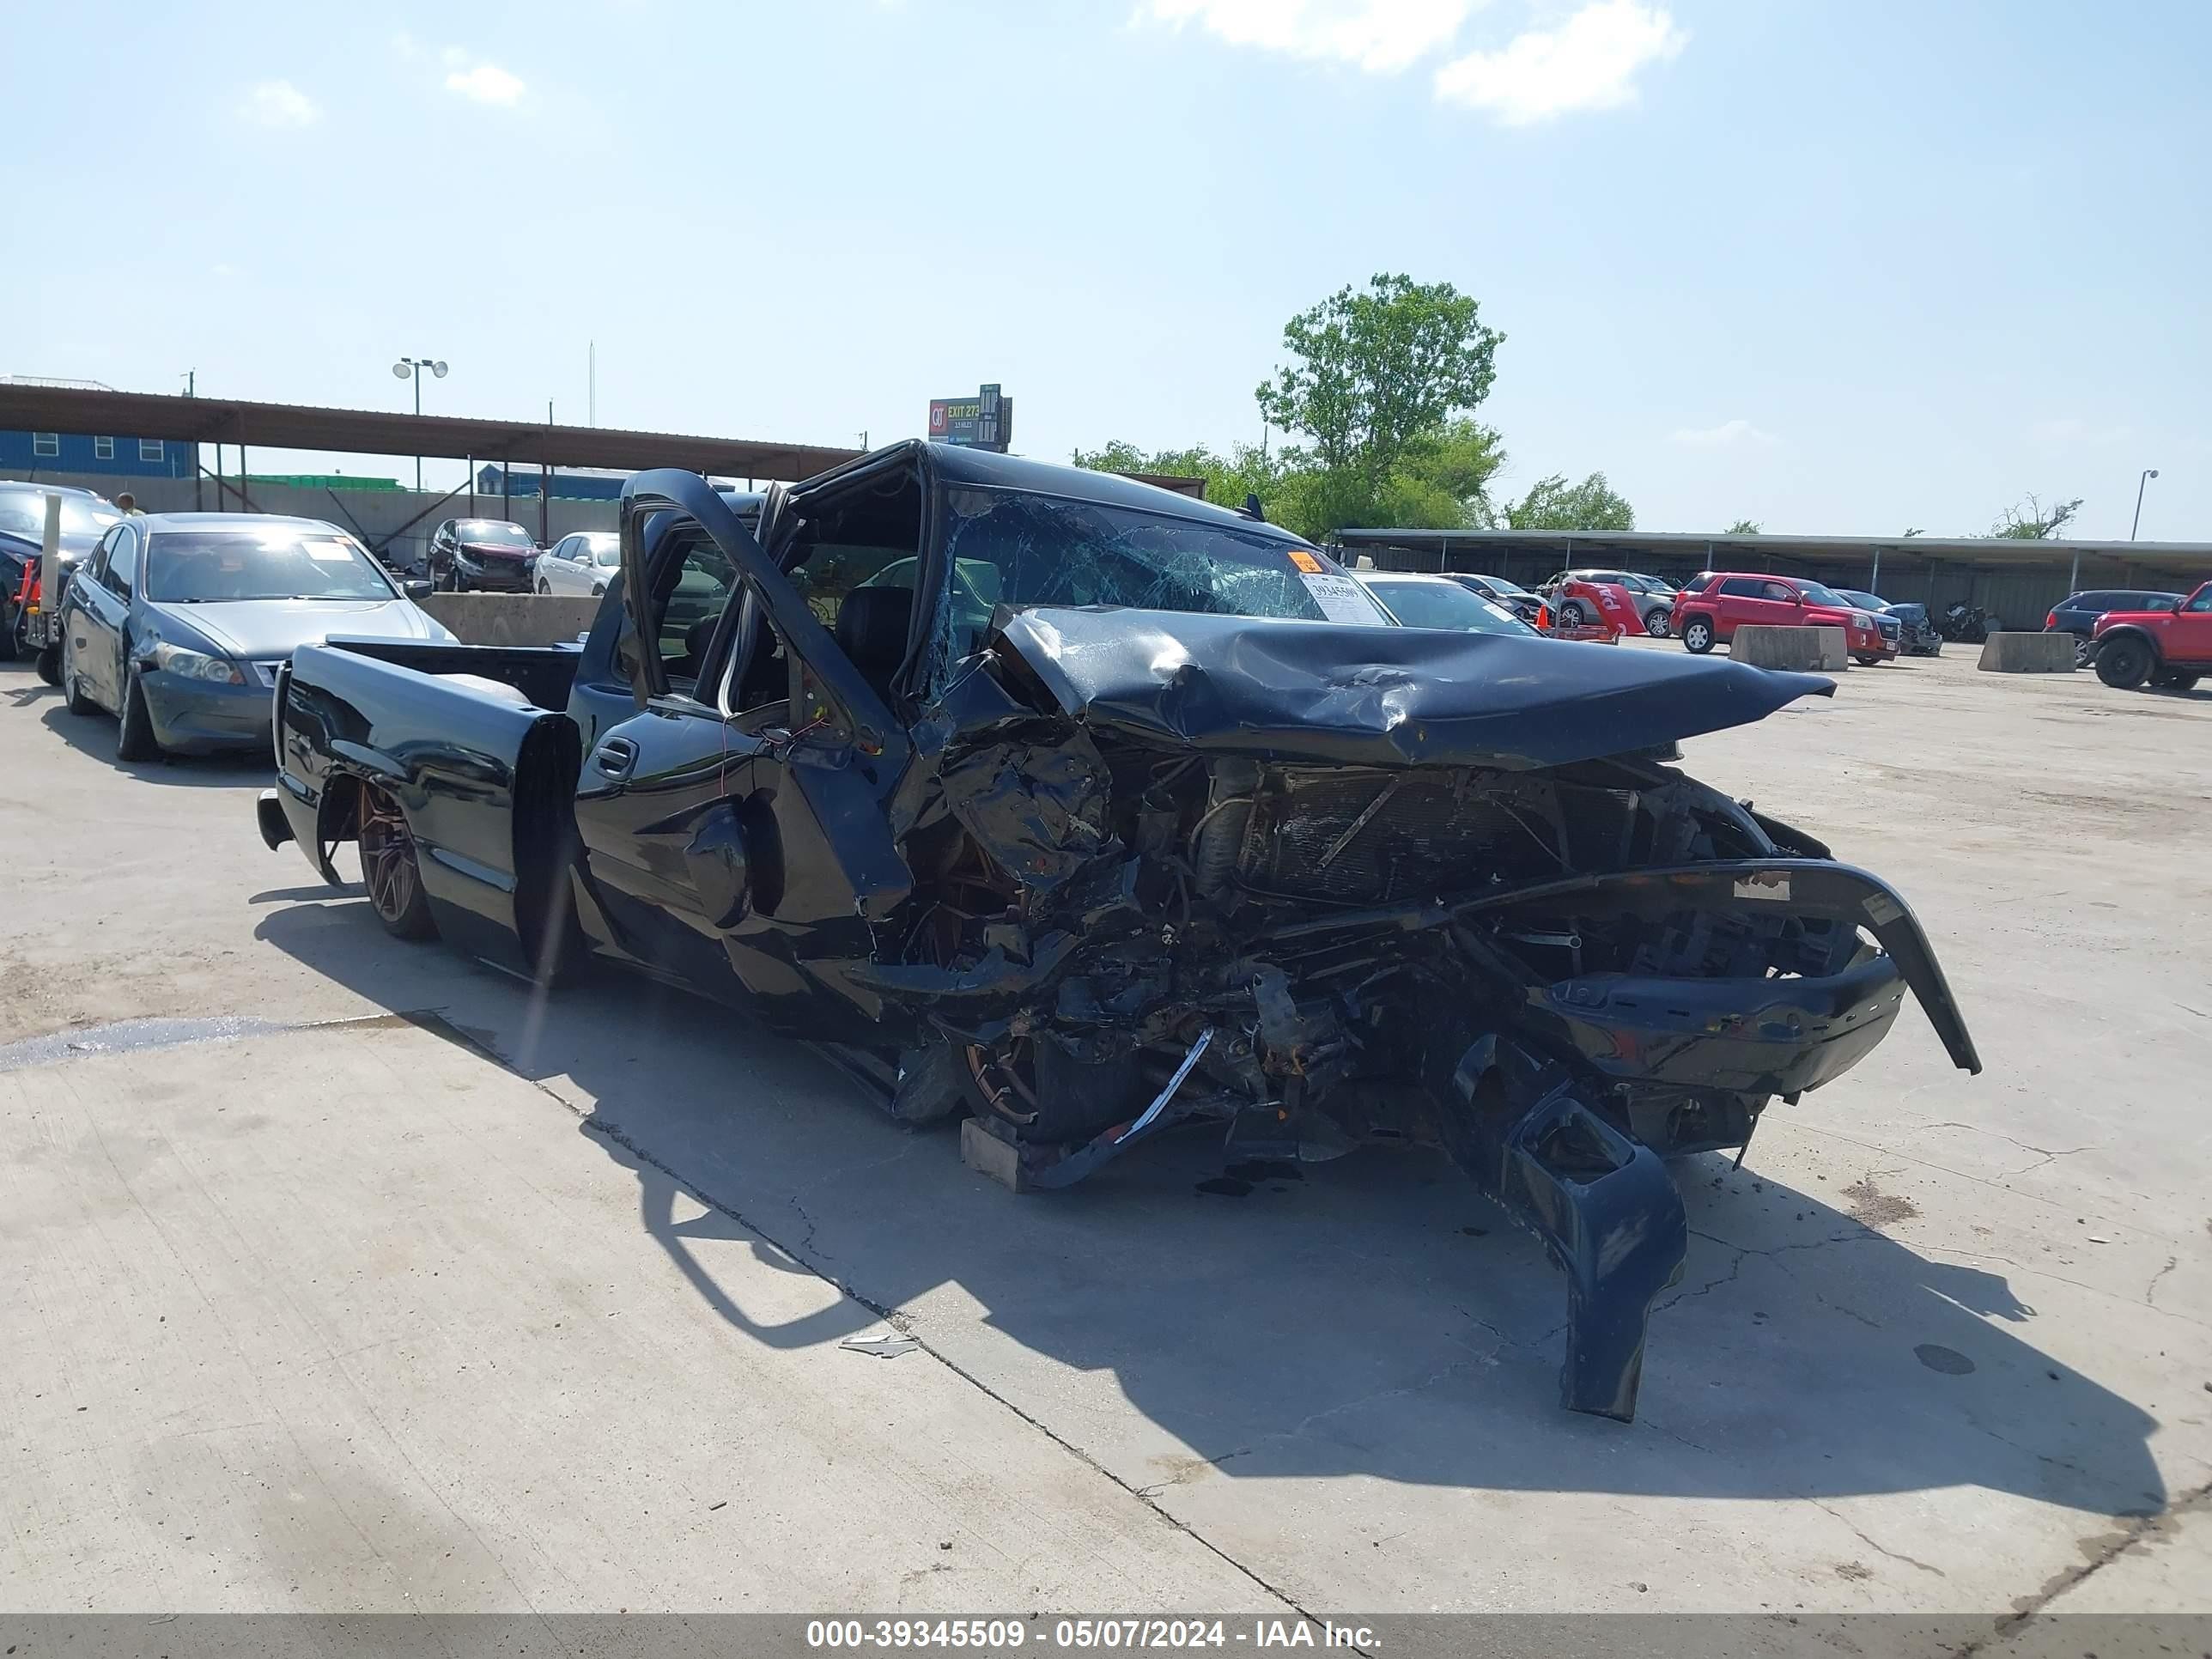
392, 356, 449, 495
2130, 468, 2160, 540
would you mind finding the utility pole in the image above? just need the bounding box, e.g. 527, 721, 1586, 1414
392, 356, 449, 494
2131, 468, 2160, 540
588, 342, 595, 427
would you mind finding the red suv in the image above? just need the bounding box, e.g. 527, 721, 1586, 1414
1673, 574, 1894, 665
2089, 580, 2212, 690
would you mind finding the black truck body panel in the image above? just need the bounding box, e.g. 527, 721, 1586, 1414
258, 442, 1979, 1422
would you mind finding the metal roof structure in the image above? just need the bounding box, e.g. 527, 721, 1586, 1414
1330, 525, 2212, 630
0, 383, 862, 483
1331, 525, 2212, 584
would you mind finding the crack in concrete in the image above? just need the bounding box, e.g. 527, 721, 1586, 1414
1919, 1122, 2091, 1166
1808, 1496, 1948, 1578
2144, 1255, 2178, 1308
1948, 1478, 2212, 1656
1800, 1122, 2102, 1216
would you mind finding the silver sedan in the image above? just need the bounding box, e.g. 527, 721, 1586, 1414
536, 531, 620, 597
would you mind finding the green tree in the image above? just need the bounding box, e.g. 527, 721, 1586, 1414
1725, 519, 1762, 535
1991, 494, 2082, 539
1503, 471, 1636, 532
1070, 440, 1282, 513
1255, 273, 1504, 495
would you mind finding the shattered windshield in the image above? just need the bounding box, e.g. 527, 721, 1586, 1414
933, 485, 1386, 675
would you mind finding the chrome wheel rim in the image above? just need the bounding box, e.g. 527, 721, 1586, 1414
359, 788, 420, 924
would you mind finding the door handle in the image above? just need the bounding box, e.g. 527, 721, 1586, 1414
594, 737, 638, 781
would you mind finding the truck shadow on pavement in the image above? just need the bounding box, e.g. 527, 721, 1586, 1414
252, 896, 2167, 1523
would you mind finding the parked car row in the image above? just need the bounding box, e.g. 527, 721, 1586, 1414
32, 508, 453, 759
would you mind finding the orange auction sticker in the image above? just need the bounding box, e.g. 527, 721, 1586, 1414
1286, 549, 1323, 573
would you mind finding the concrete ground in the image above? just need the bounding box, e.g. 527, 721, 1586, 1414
2, 641, 2208, 1620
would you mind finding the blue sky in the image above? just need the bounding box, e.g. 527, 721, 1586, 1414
7, 0, 2209, 539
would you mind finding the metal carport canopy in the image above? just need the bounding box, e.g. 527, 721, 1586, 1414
1330, 526, 2212, 582
0, 384, 863, 481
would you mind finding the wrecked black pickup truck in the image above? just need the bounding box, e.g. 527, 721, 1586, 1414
256, 441, 1979, 1419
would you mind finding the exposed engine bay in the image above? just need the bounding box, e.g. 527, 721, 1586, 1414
864, 606, 1982, 1421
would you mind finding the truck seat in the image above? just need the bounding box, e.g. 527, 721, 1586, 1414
834, 586, 911, 702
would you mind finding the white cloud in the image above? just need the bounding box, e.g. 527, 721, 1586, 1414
392, 30, 422, 59
1136, 0, 1479, 75
444, 61, 526, 106
1672, 418, 1778, 449
2029, 417, 2130, 447
240, 80, 319, 129
1435, 0, 1685, 124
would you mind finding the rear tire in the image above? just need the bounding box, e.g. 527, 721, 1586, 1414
1853, 654, 1881, 666
2094, 637, 2154, 690
35, 643, 61, 686
115, 669, 161, 761
358, 782, 438, 940
1557, 599, 1588, 628
536, 578, 550, 595
1643, 608, 1671, 639
1681, 617, 1716, 653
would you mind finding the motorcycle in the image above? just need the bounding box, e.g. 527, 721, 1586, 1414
1939, 602, 1998, 644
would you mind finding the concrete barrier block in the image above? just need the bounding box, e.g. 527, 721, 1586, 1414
1730, 625, 1847, 671
1977, 632, 2075, 673
422, 593, 602, 648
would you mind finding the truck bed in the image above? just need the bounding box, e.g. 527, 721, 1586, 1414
313, 635, 585, 712
264, 636, 592, 975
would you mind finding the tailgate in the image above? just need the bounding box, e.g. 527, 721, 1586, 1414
273, 641, 583, 963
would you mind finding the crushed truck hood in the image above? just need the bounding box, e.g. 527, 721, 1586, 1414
988, 606, 1835, 769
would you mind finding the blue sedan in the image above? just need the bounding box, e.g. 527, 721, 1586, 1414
58, 513, 453, 760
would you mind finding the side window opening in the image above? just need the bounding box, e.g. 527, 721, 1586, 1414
652, 532, 737, 690
781, 471, 924, 705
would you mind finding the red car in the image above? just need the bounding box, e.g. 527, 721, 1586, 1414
1672, 574, 1895, 665
2089, 580, 2212, 690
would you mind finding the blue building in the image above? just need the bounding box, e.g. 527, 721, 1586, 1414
475, 463, 629, 501
0, 429, 193, 478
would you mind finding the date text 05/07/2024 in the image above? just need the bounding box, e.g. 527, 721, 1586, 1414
805, 1619, 1377, 1650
